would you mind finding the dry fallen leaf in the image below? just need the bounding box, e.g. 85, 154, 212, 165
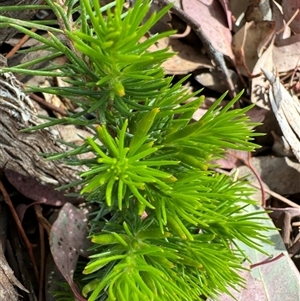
237, 156, 300, 196
50, 202, 88, 301
273, 37, 300, 73
194, 68, 240, 93
182, 0, 234, 59
5, 169, 74, 207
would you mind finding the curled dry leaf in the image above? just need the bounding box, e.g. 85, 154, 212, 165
263, 69, 300, 161
251, 24, 300, 105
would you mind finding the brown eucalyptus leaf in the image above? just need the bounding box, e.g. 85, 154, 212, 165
5, 169, 74, 207
50, 202, 88, 301
182, 0, 234, 59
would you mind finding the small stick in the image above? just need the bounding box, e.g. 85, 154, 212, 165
34, 204, 46, 301
250, 253, 284, 269
170, 24, 191, 39
0, 181, 39, 281
6, 28, 37, 59
29, 92, 68, 116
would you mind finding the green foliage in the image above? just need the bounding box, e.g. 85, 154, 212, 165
0, 1, 272, 300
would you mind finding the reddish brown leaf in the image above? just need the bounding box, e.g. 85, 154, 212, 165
218, 0, 232, 30
182, 0, 234, 59
49, 202, 88, 301
5, 169, 74, 206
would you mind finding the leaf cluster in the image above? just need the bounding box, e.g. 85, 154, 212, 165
0, 1, 273, 301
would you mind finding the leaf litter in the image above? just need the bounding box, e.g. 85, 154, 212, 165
1, 0, 300, 300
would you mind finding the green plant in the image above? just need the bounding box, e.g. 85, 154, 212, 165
0, 1, 272, 300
